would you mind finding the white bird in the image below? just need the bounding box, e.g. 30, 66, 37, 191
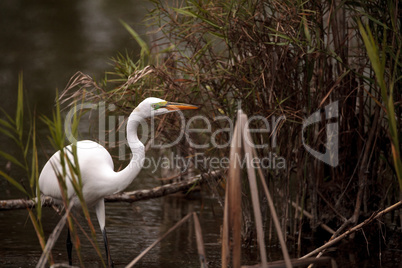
38, 97, 198, 267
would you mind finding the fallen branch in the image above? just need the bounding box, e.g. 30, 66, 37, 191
300, 200, 402, 259
0, 198, 36, 210
105, 172, 214, 203
0, 171, 221, 210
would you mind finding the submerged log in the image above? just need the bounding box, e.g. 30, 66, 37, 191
0, 171, 221, 211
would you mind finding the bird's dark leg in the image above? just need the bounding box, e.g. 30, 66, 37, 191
67, 227, 73, 266
102, 227, 114, 268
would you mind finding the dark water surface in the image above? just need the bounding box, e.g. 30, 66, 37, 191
0, 0, 150, 115
0, 1, 401, 267
0, 191, 225, 267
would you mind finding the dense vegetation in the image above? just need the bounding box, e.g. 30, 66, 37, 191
71, 0, 401, 244
62, 0, 402, 256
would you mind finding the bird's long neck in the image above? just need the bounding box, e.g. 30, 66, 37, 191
114, 112, 145, 193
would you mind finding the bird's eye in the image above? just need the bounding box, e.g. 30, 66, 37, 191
152, 101, 167, 110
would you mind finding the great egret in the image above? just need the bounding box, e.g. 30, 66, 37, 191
38, 97, 198, 267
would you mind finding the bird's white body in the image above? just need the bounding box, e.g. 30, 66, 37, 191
39, 103, 148, 227
38, 140, 142, 208
37, 97, 197, 267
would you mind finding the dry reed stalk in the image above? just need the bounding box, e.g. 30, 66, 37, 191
250, 145, 292, 268
227, 110, 243, 268
222, 110, 293, 267
241, 113, 268, 267
193, 212, 208, 268
221, 175, 230, 268
36, 203, 73, 268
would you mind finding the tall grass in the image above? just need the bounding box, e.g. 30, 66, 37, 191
0, 74, 47, 256
0, 78, 106, 267
358, 20, 402, 190
145, 0, 401, 231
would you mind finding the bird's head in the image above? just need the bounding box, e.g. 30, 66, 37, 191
133, 97, 198, 119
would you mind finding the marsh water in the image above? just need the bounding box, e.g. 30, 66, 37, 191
0, 1, 401, 267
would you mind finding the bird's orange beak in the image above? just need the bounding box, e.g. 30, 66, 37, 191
165, 102, 199, 111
